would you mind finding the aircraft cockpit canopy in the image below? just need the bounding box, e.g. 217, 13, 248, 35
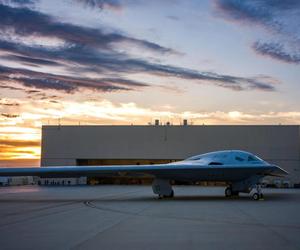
185, 150, 265, 165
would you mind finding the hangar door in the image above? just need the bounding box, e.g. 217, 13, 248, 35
76, 159, 178, 185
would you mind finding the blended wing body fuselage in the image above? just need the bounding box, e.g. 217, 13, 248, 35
0, 150, 288, 200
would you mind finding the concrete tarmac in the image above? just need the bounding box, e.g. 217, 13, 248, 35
0, 185, 299, 250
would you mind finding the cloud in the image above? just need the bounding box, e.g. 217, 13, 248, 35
253, 41, 300, 64
0, 43, 277, 92
0, 99, 20, 106
0, 139, 40, 161
166, 15, 180, 21
0, 3, 278, 93
2, 96, 300, 163
73, 0, 178, 11
0, 29, 278, 92
214, 0, 300, 64
0, 0, 35, 7
0, 4, 176, 55
0, 139, 40, 147
214, 0, 300, 30
0, 84, 25, 91
1, 113, 19, 118
4, 98, 300, 127
0, 65, 149, 93
215, 0, 278, 29
74, 0, 122, 10
2, 54, 62, 67
0, 59, 277, 93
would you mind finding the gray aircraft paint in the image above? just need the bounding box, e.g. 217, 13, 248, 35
0, 150, 287, 181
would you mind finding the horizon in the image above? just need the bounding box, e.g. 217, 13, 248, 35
0, 0, 300, 166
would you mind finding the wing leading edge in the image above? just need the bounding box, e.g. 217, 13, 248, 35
0, 163, 287, 181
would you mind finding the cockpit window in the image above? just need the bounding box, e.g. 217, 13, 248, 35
248, 155, 259, 162
235, 156, 244, 161
208, 162, 223, 165
187, 156, 201, 161
186, 152, 228, 161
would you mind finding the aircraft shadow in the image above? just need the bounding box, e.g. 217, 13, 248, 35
0, 193, 294, 203
92, 193, 294, 202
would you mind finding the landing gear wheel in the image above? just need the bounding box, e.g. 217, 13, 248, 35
225, 187, 232, 197
232, 191, 239, 196
169, 190, 174, 198
158, 190, 174, 199
164, 190, 174, 198
252, 193, 260, 200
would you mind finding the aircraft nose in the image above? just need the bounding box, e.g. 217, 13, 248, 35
273, 165, 289, 176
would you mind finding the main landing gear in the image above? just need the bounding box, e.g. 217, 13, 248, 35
152, 179, 174, 199
225, 186, 239, 197
158, 190, 174, 199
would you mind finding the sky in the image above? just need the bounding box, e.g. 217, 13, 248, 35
0, 0, 300, 166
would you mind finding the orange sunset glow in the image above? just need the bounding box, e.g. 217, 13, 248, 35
2, 97, 300, 167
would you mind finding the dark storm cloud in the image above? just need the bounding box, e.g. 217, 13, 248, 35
0, 4, 176, 55
0, 65, 149, 92
214, 0, 300, 64
253, 41, 300, 64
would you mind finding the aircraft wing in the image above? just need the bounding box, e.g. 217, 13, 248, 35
0, 163, 288, 181
0, 164, 173, 178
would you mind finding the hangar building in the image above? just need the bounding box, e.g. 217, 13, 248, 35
40, 124, 300, 186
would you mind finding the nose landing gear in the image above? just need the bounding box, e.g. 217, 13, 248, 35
252, 184, 264, 200
158, 190, 174, 199
225, 183, 263, 200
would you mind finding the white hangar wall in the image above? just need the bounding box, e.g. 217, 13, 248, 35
41, 125, 300, 185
